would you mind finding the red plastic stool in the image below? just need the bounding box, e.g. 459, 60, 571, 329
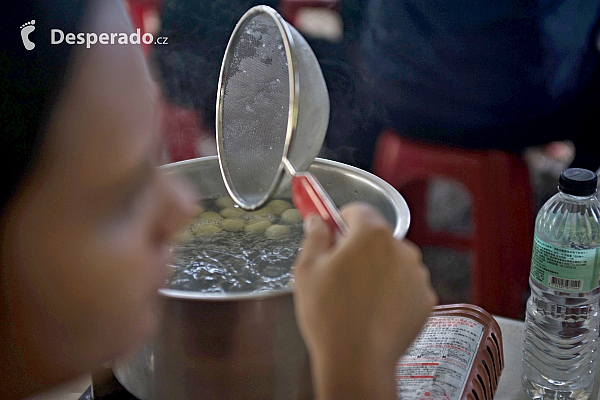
373, 129, 534, 319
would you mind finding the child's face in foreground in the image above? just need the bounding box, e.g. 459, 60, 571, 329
0, 0, 195, 393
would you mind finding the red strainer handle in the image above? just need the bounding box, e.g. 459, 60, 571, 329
291, 172, 348, 236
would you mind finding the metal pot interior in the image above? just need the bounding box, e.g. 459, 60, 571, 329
158, 156, 410, 301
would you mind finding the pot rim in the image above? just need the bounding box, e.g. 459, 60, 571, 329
159, 156, 409, 301
159, 287, 293, 301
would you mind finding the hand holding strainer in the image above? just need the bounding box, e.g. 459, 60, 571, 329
216, 5, 347, 235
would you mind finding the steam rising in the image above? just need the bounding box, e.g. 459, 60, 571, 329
152, 0, 376, 169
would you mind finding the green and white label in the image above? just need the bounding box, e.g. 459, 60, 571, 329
530, 236, 600, 292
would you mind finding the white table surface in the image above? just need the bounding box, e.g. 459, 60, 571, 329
494, 316, 600, 400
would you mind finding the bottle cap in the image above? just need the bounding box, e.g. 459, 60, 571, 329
558, 168, 598, 196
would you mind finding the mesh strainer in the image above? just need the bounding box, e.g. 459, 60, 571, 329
216, 5, 346, 234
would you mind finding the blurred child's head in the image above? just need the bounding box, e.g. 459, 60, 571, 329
0, 1, 194, 397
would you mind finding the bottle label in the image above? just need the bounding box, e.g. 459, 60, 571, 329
396, 316, 484, 400
530, 236, 600, 292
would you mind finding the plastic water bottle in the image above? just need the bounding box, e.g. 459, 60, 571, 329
522, 168, 600, 400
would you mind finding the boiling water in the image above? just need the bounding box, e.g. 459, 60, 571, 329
167, 197, 303, 293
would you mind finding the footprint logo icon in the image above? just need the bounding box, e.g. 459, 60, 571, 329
20, 20, 36, 51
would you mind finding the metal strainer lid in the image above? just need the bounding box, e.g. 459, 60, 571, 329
216, 6, 329, 210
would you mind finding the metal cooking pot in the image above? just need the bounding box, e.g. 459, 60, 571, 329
113, 156, 410, 399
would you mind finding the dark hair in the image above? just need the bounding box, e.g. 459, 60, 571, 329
0, 0, 85, 212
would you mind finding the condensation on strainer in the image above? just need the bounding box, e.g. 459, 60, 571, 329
220, 14, 290, 208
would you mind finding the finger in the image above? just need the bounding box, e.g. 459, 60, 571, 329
295, 214, 334, 269
396, 239, 424, 264
415, 265, 439, 309
339, 202, 391, 233
408, 252, 437, 307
